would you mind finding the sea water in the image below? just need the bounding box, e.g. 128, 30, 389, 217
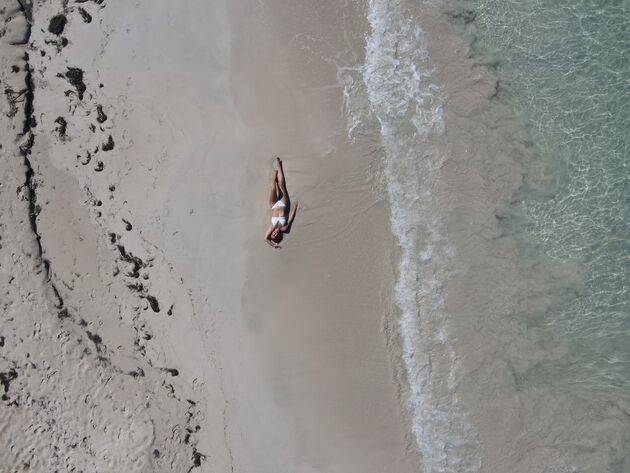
341, 0, 629, 471
474, 0, 630, 403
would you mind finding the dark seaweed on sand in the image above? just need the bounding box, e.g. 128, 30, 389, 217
102, 135, 114, 151
54, 116, 67, 137
65, 67, 86, 99
78, 8, 92, 23
146, 295, 160, 313
96, 104, 107, 123
48, 14, 67, 36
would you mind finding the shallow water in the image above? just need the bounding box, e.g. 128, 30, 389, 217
341, 0, 629, 471
474, 0, 630, 403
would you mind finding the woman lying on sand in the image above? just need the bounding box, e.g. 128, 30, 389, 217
264, 158, 298, 249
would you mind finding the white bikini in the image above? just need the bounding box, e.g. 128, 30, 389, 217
271, 200, 287, 226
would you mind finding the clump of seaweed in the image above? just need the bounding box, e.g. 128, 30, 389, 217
64, 67, 86, 99
4, 88, 27, 118
96, 104, 107, 123
54, 116, 67, 138
102, 135, 114, 151
48, 14, 67, 36
78, 8, 92, 23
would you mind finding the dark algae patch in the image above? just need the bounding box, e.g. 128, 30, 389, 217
96, 104, 107, 123
122, 218, 132, 231
64, 67, 86, 99
117, 245, 144, 278
54, 116, 67, 138
146, 295, 160, 313
48, 14, 67, 36
0, 369, 18, 400
86, 331, 102, 345
78, 8, 92, 23
85, 331, 105, 354
190, 450, 206, 472
102, 135, 114, 151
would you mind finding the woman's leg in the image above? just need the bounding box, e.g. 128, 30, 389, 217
275, 158, 288, 202
268, 170, 278, 208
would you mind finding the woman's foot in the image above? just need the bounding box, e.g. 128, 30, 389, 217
275, 157, 282, 170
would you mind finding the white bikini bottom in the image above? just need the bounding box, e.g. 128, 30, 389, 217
271, 216, 287, 226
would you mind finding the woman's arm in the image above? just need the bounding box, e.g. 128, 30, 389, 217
281, 201, 298, 231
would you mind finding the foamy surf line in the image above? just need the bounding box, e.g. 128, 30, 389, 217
342, 0, 481, 471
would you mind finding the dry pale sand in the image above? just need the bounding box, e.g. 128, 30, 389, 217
1, 1, 222, 471
1, 1, 416, 472
224, 1, 418, 472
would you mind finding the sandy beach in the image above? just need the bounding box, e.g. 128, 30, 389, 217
3, 0, 627, 472
1, 0, 415, 471
230, 2, 418, 471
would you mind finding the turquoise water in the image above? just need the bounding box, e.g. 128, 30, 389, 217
342, 0, 629, 469
473, 0, 629, 399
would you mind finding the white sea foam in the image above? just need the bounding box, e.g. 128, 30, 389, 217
341, 0, 482, 471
